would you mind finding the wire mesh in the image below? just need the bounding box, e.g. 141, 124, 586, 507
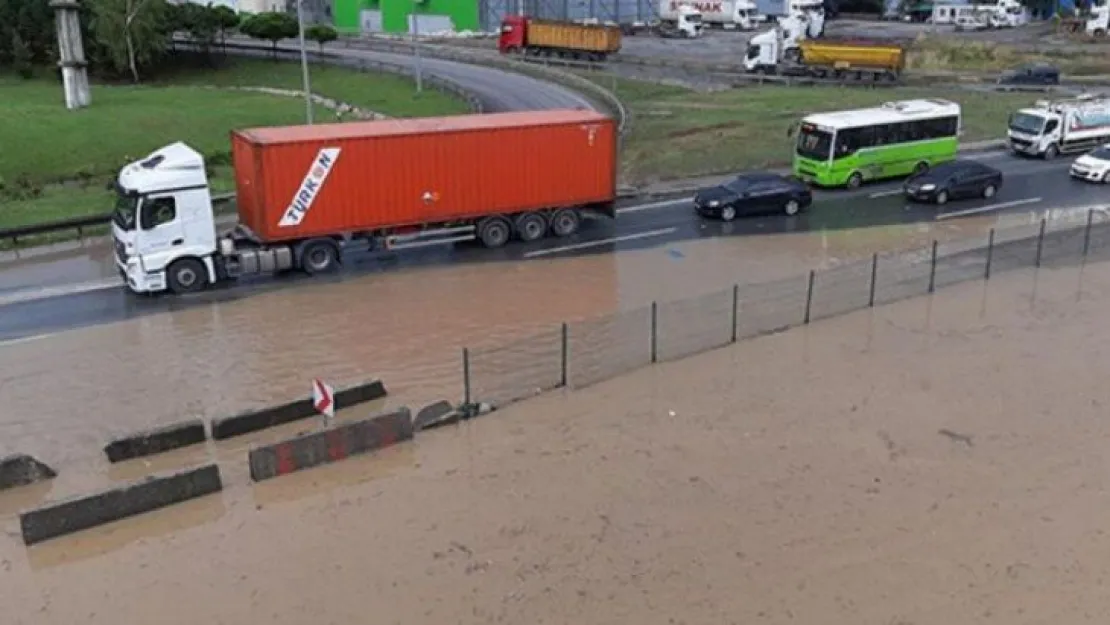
568, 306, 652, 390
467, 326, 564, 407
655, 288, 735, 362
932, 236, 992, 290
808, 260, 873, 322
734, 274, 808, 340
872, 246, 934, 306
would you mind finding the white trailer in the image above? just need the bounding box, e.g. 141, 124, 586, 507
1007, 94, 1110, 159
658, 0, 757, 29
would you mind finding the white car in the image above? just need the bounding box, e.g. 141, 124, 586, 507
1070, 145, 1110, 183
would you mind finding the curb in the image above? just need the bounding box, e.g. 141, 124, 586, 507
210, 379, 387, 440
19, 464, 222, 546
103, 418, 208, 463
248, 408, 413, 481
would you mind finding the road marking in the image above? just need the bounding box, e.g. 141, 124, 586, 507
523, 227, 678, 259
935, 197, 1042, 221
617, 198, 691, 214
867, 189, 903, 199
0, 331, 59, 349
0, 278, 122, 308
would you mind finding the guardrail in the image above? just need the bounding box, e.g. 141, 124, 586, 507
0, 193, 235, 250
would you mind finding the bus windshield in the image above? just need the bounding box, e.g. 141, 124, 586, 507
1008, 112, 1045, 135
796, 125, 833, 161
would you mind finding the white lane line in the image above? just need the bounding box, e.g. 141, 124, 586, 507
867, 189, 903, 199
616, 198, 691, 214
0, 277, 123, 307
935, 197, 1042, 221
524, 227, 678, 259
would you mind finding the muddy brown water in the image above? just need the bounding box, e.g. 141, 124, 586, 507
2, 248, 1109, 623
0, 212, 1057, 499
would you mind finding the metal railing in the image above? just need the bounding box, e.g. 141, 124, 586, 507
461, 209, 1110, 409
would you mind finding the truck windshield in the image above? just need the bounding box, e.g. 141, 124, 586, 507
796, 126, 833, 161
1008, 112, 1045, 135
113, 193, 139, 231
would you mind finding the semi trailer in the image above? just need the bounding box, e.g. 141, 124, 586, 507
658, 0, 756, 30
112, 109, 619, 295
1007, 94, 1110, 159
745, 32, 904, 81
497, 16, 625, 59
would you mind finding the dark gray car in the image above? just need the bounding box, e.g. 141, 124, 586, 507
693, 172, 813, 221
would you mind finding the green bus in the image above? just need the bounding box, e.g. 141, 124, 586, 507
793, 99, 962, 189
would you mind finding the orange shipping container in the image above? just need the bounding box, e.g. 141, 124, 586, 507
526, 19, 622, 54
230, 110, 618, 244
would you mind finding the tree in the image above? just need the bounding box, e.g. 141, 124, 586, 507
178, 2, 219, 56
240, 11, 297, 57
89, 0, 169, 82
305, 23, 336, 51
11, 30, 32, 78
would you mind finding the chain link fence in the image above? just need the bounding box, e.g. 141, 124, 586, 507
462, 210, 1110, 409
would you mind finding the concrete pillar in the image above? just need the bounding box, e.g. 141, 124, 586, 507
50, 0, 92, 110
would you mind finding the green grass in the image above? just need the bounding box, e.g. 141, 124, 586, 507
595, 78, 1040, 184
0, 57, 468, 236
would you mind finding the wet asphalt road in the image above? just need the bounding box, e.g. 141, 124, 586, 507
0, 150, 1105, 342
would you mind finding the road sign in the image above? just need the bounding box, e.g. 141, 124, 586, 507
312, 378, 335, 420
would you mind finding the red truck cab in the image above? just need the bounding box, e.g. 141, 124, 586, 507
498, 15, 528, 53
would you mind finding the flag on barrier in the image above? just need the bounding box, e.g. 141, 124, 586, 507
313, 378, 335, 420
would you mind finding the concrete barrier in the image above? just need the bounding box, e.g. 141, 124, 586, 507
103, 418, 207, 463
19, 464, 223, 546
248, 407, 413, 482
0, 454, 57, 490
211, 379, 387, 440
413, 400, 459, 432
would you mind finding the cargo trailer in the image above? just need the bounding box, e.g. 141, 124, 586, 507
498, 16, 623, 60
111, 109, 619, 295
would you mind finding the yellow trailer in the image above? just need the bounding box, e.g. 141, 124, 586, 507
798, 40, 905, 77
524, 19, 622, 60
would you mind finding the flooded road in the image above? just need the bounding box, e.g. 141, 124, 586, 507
3, 253, 1110, 623
0, 205, 1097, 497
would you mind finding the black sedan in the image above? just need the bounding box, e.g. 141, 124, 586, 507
903, 160, 1003, 205
693, 172, 812, 222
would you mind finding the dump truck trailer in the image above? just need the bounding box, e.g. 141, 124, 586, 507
498, 16, 623, 60
745, 34, 904, 81
111, 110, 619, 295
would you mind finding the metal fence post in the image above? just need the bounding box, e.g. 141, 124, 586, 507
1083, 209, 1094, 258
560, 322, 569, 388
730, 284, 739, 343
868, 252, 878, 307
1035, 218, 1046, 268
804, 270, 815, 324
462, 347, 471, 406
650, 301, 658, 363
985, 228, 995, 280
928, 240, 938, 294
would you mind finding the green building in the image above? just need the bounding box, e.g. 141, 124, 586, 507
333, 0, 481, 34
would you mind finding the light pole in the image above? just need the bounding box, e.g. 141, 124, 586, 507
411, 3, 423, 93
295, 0, 314, 124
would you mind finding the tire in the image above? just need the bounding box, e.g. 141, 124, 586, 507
982, 183, 996, 199
720, 205, 737, 222
1103, 171, 1110, 184
935, 190, 949, 205
549, 209, 581, 238
783, 199, 801, 216
167, 258, 208, 294
846, 172, 863, 189
913, 161, 929, 175
477, 217, 512, 249
514, 212, 547, 242
301, 239, 339, 275
1043, 144, 1059, 160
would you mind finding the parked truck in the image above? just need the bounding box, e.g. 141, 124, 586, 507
498, 16, 624, 59
658, 0, 756, 30
1007, 93, 1110, 159
111, 110, 619, 295
744, 26, 903, 80
756, 0, 825, 37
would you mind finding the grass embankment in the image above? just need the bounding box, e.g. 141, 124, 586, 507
907, 35, 1110, 76
590, 77, 1038, 184
0, 58, 468, 243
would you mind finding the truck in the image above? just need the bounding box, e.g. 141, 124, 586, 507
745, 28, 903, 81
111, 110, 619, 295
497, 16, 623, 60
1087, 3, 1109, 36
756, 0, 825, 37
658, 0, 756, 30
1007, 94, 1110, 159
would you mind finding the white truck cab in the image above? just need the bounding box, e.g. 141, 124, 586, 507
1087, 3, 1109, 37
112, 142, 220, 293
659, 4, 704, 37
743, 16, 805, 72
1007, 94, 1110, 159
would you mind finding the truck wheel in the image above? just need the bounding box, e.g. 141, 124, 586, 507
477, 217, 511, 248
846, 172, 863, 189
549, 209, 581, 238
167, 258, 208, 294
1043, 145, 1059, 160
515, 212, 547, 242
301, 240, 339, 275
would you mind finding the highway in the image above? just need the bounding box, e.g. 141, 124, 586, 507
0, 150, 1105, 342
